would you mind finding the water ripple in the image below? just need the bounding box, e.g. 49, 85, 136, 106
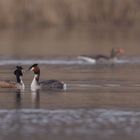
0, 57, 140, 65
0, 109, 140, 139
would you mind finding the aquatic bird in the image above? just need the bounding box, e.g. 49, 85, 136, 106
0, 66, 25, 90
78, 48, 124, 64
29, 64, 66, 91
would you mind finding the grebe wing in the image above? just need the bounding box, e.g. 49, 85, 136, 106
39, 79, 65, 90
94, 55, 109, 60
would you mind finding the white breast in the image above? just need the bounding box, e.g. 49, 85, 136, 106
31, 75, 40, 91
16, 77, 25, 91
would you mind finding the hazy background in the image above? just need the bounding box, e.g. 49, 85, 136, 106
0, 0, 140, 29
0, 0, 139, 58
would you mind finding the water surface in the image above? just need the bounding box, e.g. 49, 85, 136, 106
0, 28, 140, 140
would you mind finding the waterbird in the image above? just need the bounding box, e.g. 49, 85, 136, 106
0, 66, 25, 90
29, 64, 66, 91
78, 48, 124, 64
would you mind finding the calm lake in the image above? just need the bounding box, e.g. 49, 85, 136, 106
0, 27, 140, 140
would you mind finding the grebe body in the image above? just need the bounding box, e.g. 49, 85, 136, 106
78, 48, 124, 64
0, 66, 25, 90
29, 64, 66, 91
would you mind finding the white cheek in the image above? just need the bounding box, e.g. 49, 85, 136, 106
31, 67, 34, 71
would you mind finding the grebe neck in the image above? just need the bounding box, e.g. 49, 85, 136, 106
16, 75, 22, 83
31, 74, 40, 91
110, 48, 116, 58
16, 76, 25, 90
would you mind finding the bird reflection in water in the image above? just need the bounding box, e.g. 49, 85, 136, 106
31, 89, 40, 108
15, 89, 22, 108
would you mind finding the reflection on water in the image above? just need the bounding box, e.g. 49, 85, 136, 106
14, 89, 41, 109
0, 28, 140, 139
15, 90, 21, 109
31, 90, 40, 109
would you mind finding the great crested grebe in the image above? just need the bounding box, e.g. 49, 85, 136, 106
78, 48, 124, 64
0, 66, 25, 90
29, 64, 66, 91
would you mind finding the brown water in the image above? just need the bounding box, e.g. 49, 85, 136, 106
0, 28, 140, 140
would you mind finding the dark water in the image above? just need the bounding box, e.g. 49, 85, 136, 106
0, 28, 140, 140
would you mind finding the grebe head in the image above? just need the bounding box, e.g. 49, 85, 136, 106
14, 66, 23, 77
14, 66, 23, 83
115, 48, 125, 54
111, 48, 124, 58
29, 64, 40, 75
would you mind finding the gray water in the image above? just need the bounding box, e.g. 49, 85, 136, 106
0, 28, 140, 140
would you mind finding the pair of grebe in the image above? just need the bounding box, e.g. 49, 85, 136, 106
78, 48, 124, 64
0, 64, 66, 91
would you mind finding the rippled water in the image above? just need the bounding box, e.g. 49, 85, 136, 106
1, 108, 140, 140
0, 28, 140, 140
